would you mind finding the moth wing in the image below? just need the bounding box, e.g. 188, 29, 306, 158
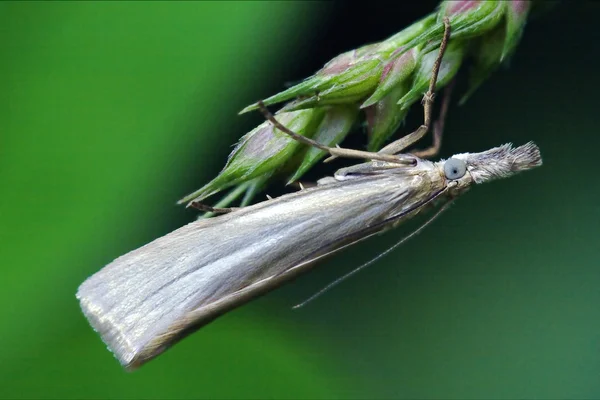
77, 173, 427, 369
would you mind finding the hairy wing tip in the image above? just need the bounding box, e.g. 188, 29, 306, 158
511, 141, 543, 171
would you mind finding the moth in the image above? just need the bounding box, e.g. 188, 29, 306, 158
76, 19, 542, 370
77, 139, 542, 370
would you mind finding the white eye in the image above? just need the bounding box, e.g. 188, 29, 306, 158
444, 158, 467, 180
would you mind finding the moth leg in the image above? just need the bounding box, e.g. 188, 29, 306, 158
412, 78, 455, 159
290, 181, 317, 190
257, 102, 413, 165
378, 17, 452, 156
258, 18, 451, 165
190, 201, 239, 214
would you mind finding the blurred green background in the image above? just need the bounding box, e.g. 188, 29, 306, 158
1, 1, 599, 399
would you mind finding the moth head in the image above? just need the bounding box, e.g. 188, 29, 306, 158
443, 142, 542, 185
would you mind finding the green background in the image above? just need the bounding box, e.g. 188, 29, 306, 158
1, 1, 599, 399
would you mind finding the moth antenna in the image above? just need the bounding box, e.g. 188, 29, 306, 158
292, 200, 453, 310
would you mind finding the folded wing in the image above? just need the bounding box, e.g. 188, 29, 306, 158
77, 171, 425, 368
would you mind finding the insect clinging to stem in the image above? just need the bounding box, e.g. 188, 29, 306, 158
76, 18, 542, 370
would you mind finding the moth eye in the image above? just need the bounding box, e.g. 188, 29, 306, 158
444, 158, 467, 180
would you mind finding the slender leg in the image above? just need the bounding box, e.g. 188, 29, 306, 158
378, 17, 452, 156
190, 201, 239, 214
258, 101, 414, 165
290, 181, 318, 190
257, 17, 451, 164
412, 78, 455, 159
322, 17, 452, 162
